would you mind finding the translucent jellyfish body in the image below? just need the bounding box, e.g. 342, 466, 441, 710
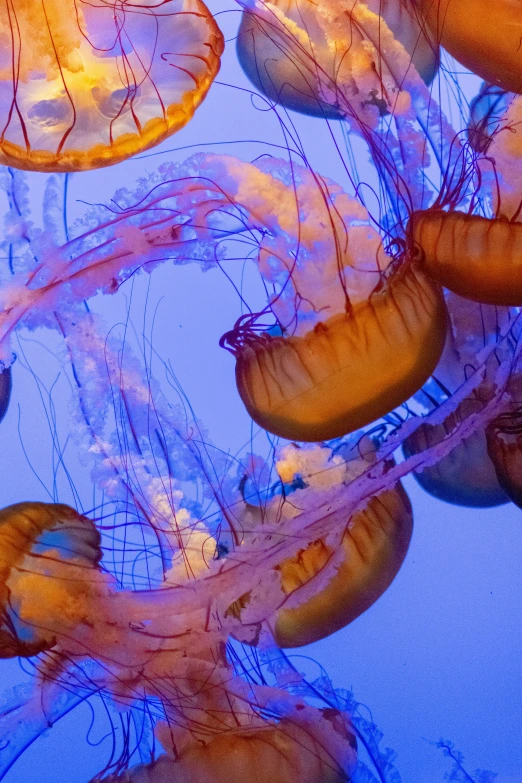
236, 0, 438, 119
0, 0, 224, 172
0, 501, 101, 658
0, 366, 11, 422
230, 263, 447, 441
416, 0, 522, 93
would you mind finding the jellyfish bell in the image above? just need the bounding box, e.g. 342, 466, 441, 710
236, 0, 438, 120
226, 442, 413, 648
0, 0, 224, 172
236, 0, 344, 118
226, 263, 447, 442
97, 707, 356, 782
403, 385, 509, 508
0, 367, 11, 423
273, 481, 413, 647
0, 501, 102, 658
415, 0, 522, 93
164, 716, 355, 783
409, 210, 522, 307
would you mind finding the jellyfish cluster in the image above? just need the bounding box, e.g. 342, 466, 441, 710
0, 0, 520, 780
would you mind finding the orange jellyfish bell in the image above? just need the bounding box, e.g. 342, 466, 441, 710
163, 716, 356, 783
273, 482, 413, 648
100, 709, 357, 782
0, 0, 224, 172
0, 501, 101, 657
226, 442, 413, 648
416, 0, 522, 93
409, 210, 522, 307
229, 263, 447, 442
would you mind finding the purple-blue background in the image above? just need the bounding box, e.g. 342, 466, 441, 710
0, 3, 521, 780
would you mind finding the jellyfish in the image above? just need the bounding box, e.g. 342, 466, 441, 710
416, 0, 522, 93
227, 441, 413, 648
409, 92, 522, 307
0, 0, 224, 172
93, 713, 356, 783
210, 157, 448, 442
236, 0, 438, 120
0, 152, 447, 444
0, 501, 101, 658
227, 262, 447, 441
403, 386, 509, 507
409, 209, 522, 306
402, 293, 512, 507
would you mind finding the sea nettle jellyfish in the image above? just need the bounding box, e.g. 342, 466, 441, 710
236, 0, 438, 119
211, 157, 447, 442
0, 501, 102, 658
409, 94, 522, 307
0, 152, 448, 444
0, 0, 224, 172
226, 440, 413, 648
403, 293, 512, 507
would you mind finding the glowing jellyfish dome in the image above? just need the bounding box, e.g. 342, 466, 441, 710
0, 0, 224, 171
